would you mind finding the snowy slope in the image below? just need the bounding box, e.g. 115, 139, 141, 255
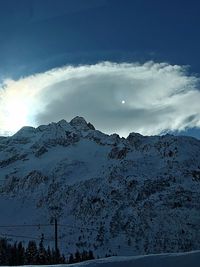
2, 251, 200, 267
56, 251, 200, 267
0, 117, 200, 257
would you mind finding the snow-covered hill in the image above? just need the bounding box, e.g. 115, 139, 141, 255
2, 250, 200, 267
0, 116, 200, 257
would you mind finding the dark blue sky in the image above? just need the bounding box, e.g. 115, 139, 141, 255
0, 0, 200, 138
1, 0, 200, 78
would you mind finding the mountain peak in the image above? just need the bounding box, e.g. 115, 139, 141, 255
70, 116, 95, 130
12, 126, 36, 138
1, 117, 200, 257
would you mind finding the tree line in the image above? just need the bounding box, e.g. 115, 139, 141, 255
0, 235, 95, 265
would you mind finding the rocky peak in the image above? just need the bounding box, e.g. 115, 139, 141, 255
56, 119, 73, 131
1, 117, 200, 257
12, 126, 36, 140
70, 116, 95, 131
87, 122, 95, 130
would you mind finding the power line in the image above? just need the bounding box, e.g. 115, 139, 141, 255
0, 232, 54, 242
0, 223, 189, 243
0, 223, 53, 228
58, 224, 100, 232
0, 223, 101, 233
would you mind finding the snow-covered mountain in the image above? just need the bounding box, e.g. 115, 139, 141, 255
0, 116, 200, 257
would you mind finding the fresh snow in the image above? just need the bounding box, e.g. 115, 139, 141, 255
65, 251, 200, 267
0, 116, 200, 256
2, 251, 200, 267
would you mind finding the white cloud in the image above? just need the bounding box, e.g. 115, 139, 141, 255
0, 61, 200, 137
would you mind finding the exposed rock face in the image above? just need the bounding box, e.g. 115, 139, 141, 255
0, 117, 200, 256
70, 116, 95, 131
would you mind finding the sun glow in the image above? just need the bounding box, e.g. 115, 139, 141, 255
3, 98, 31, 134
0, 78, 40, 136
1, 61, 200, 137
0, 93, 30, 134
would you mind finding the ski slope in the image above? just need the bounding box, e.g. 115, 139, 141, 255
4, 250, 200, 267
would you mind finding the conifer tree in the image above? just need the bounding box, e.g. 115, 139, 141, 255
88, 250, 95, 260
0, 238, 9, 265
75, 250, 81, 262
46, 246, 52, 264
69, 253, 74, 263
8, 242, 18, 266
81, 250, 88, 261
38, 234, 47, 264
25, 240, 38, 264
17, 241, 25, 265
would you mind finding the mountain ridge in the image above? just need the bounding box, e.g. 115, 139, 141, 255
0, 116, 200, 256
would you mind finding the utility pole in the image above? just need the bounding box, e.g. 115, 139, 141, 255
54, 218, 58, 261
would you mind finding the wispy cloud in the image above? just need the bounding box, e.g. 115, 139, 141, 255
0, 61, 200, 136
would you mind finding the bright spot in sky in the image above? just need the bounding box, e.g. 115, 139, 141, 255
4, 98, 30, 134
1, 61, 200, 137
